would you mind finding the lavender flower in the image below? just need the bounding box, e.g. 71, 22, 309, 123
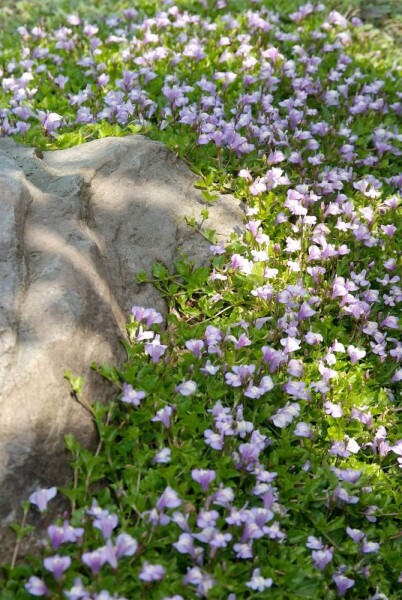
176, 380, 197, 396
64, 578, 89, 600
151, 406, 173, 428
332, 574, 355, 596
93, 513, 119, 539
81, 548, 107, 574
306, 536, 323, 550
156, 487, 181, 510
47, 521, 84, 549
25, 577, 48, 597
115, 533, 138, 558
43, 554, 71, 580
347, 345, 366, 364
29, 486, 57, 512
37, 110, 63, 135
185, 339, 204, 357
153, 448, 171, 464
139, 563, 165, 582
294, 422, 313, 438
311, 547, 333, 570
324, 401, 343, 418
346, 527, 365, 542
271, 402, 300, 428
131, 306, 163, 327
144, 335, 167, 363
246, 569, 273, 592
120, 383, 146, 406
361, 540, 380, 554
204, 429, 224, 450
191, 469, 216, 491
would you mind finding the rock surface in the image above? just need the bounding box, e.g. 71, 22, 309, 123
0, 135, 244, 541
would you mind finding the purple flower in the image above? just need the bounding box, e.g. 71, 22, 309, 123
306, 536, 323, 550
205, 325, 222, 346
144, 335, 167, 363
361, 540, 380, 554
37, 110, 63, 136
204, 429, 224, 450
191, 469, 216, 491
25, 576, 48, 597
391, 369, 402, 383
115, 533, 138, 558
287, 359, 304, 377
153, 448, 171, 464
332, 574, 355, 596
294, 422, 313, 438
139, 563, 165, 582
346, 527, 365, 542
64, 578, 89, 600
351, 407, 372, 427
225, 364, 256, 387
271, 402, 300, 428
99, 541, 118, 570
183, 566, 203, 586
331, 468, 361, 484
381, 315, 399, 329
43, 554, 71, 580
176, 380, 197, 396
200, 360, 220, 375
347, 345, 366, 364
93, 513, 118, 539
262, 346, 287, 372
234, 541, 253, 559
391, 440, 402, 456
82, 548, 106, 574
185, 339, 204, 357
87, 500, 109, 519
131, 306, 163, 327
364, 505, 379, 523
381, 224, 396, 237
312, 547, 333, 570
246, 569, 273, 592
47, 524, 66, 550
29, 486, 57, 512
196, 510, 219, 530
324, 401, 343, 418
172, 512, 190, 532
210, 531, 232, 548
298, 302, 316, 320
156, 487, 181, 510
280, 336, 301, 353
121, 383, 146, 406
93, 592, 119, 600
47, 521, 84, 549
212, 486, 234, 508
142, 507, 170, 527
173, 533, 196, 557
283, 380, 311, 400
151, 406, 173, 428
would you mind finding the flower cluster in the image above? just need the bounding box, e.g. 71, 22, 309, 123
1, 0, 401, 598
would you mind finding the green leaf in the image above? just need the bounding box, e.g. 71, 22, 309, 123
64, 371, 84, 395
136, 271, 148, 283
151, 261, 170, 280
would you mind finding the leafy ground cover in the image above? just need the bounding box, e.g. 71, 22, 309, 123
0, 0, 401, 598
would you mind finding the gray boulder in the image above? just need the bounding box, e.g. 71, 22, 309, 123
0, 135, 244, 546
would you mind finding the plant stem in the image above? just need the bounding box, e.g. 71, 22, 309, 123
10, 506, 28, 569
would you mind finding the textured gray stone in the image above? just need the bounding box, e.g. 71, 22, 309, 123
0, 135, 244, 547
